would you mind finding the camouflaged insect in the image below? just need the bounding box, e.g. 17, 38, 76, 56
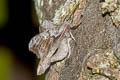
29, 20, 71, 75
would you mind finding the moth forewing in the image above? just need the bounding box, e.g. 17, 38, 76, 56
39, 35, 52, 59
37, 39, 60, 75
29, 34, 42, 58
37, 57, 51, 75
29, 32, 52, 59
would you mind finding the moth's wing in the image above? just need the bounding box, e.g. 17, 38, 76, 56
39, 33, 52, 59
37, 38, 60, 75
29, 32, 52, 58
50, 38, 69, 62
37, 57, 51, 75
29, 34, 41, 58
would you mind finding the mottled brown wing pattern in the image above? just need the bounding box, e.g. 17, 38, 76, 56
29, 32, 52, 59
39, 33, 52, 59
29, 34, 41, 57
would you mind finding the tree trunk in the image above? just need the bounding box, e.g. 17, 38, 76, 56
34, 0, 120, 80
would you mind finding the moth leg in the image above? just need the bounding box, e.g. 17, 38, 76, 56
50, 38, 69, 63
69, 31, 76, 42
67, 37, 72, 58
58, 25, 68, 40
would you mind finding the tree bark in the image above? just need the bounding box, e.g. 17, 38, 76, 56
34, 0, 120, 80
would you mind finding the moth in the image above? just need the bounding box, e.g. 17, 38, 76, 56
29, 20, 71, 75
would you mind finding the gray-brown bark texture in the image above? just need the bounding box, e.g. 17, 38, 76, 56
33, 0, 120, 80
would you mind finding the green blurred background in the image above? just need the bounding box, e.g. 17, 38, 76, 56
0, 0, 45, 80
